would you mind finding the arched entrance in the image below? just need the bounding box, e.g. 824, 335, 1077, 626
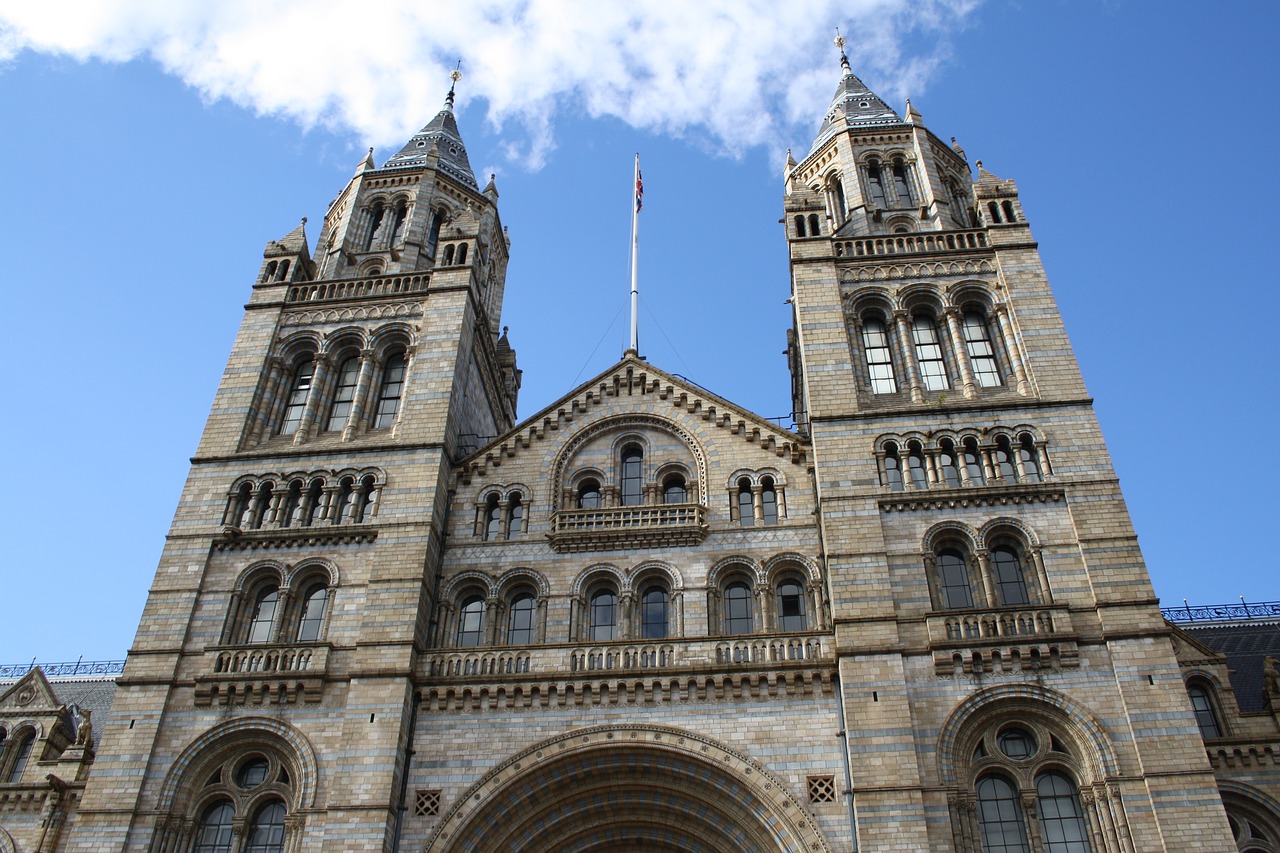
425, 724, 831, 853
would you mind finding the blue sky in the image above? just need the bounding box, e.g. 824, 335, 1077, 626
0, 1, 1276, 663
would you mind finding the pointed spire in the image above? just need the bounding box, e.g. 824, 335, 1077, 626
807, 30, 903, 154
483, 173, 499, 200
355, 147, 376, 175
904, 98, 922, 124
381, 65, 477, 188
950, 136, 968, 162
784, 147, 798, 175
276, 217, 309, 252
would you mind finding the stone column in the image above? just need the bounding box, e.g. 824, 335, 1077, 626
994, 304, 1030, 395
1030, 548, 1052, 603
620, 593, 635, 639
944, 309, 977, 399
975, 550, 995, 608
341, 349, 378, 440
751, 485, 765, 524
485, 598, 499, 645
248, 357, 285, 445
293, 355, 332, 444
894, 311, 924, 402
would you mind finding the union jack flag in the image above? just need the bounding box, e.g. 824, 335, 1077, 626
635, 165, 644, 213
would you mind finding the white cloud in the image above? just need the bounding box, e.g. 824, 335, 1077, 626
0, 0, 980, 167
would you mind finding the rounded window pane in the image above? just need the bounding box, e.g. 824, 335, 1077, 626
724, 582, 753, 635
236, 756, 271, 788
194, 800, 236, 853
590, 590, 617, 641
777, 581, 806, 631
998, 726, 1037, 760
457, 596, 486, 647
641, 587, 669, 639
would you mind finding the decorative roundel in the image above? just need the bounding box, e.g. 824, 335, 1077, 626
997, 727, 1036, 761
235, 756, 271, 789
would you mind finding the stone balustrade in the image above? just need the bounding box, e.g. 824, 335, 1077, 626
285, 273, 430, 304
925, 605, 1078, 676
834, 229, 988, 260
195, 643, 330, 706
548, 503, 708, 552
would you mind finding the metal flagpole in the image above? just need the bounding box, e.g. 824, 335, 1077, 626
630, 153, 641, 354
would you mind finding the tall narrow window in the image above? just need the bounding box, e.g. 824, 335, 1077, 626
663, 474, 687, 504
280, 481, 302, 528
1019, 436, 1042, 482
456, 243, 468, 264
326, 356, 360, 431
963, 438, 986, 485
939, 441, 962, 488
364, 203, 385, 251
884, 445, 904, 491
193, 801, 236, 853
279, 359, 314, 435
442, 244, 455, 265
861, 318, 897, 393
808, 214, 821, 236
737, 479, 755, 527
777, 580, 807, 631
425, 209, 442, 259
1002, 200, 1017, 223
456, 596, 485, 647
296, 582, 328, 642
388, 202, 408, 246
992, 547, 1030, 606
577, 479, 601, 509
866, 161, 887, 207
907, 444, 928, 489
794, 215, 806, 237
507, 495, 523, 536
6, 732, 33, 783
373, 352, 406, 428
761, 477, 778, 524
244, 800, 287, 853
589, 590, 617, 641
994, 436, 1018, 481
482, 494, 500, 540
963, 310, 1002, 387
938, 550, 974, 609
1035, 772, 1093, 853
976, 775, 1030, 853
640, 587, 669, 639
507, 594, 536, 645
620, 446, 643, 506
247, 585, 279, 644
724, 582, 754, 635
1187, 684, 1222, 738
891, 159, 913, 205
912, 317, 950, 391
830, 175, 848, 224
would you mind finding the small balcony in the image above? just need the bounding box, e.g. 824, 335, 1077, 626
547, 503, 708, 553
925, 604, 1078, 676
194, 643, 330, 706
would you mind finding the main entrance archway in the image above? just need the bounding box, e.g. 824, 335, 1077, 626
424, 724, 832, 853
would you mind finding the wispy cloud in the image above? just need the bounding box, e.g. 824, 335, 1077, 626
0, 0, 980, 167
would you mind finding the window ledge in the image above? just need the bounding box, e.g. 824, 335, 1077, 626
215, 525, 377, 552
547, 504, 708, 553
194, 642, 331, 705
879, 482, 1063, 513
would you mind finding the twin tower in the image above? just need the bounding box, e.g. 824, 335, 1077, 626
10, 51, 1269, 853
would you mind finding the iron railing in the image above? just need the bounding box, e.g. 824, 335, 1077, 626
1162, 600, 1280, 623
0, 659, 126, 679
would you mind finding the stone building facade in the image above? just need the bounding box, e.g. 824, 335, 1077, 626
4, 52, 1279, 852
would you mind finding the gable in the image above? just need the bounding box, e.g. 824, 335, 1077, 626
0, 668, 60, 713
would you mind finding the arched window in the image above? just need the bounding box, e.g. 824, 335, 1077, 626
1035, 771, 1092, 852
577, 479, 601, 509
482, 494, 501, 541
911, 316, 950, 391
1019, 436, 1042, 482
992, 546, 1030, 606
247, 585, 279, 644
976, 774, 1029, 852
388, 202, 408, 247
263, 261, 277, 282
302, 480, 324, 526
1187, 683, 1223, 739
5, 731, 34, 783
236, 756, 270, 787
372, 352, 406, 428
193, 800, 236, 853
884, 444, 904, 491
280, 480, 302, 528
244, 800, 287, 853
507, 594, 536, 645
963, 438, 986, 485
456, 243, 468, 264
365, 203, 385, 251
938, 549, 974, 610
442, 244, 455, 265
994, 436, 1018, 481
776, 580, 807, 631
1002, 200, 1017, 223
279, 359, 314, 435
325, 356, 360, 431
808, 214, 821, 236
963, 310, 1002, 387
620, 445, 643, 507
939, 440, 962, 487
589, 589, 617, 642
640, 586, 669, 639
737, 478, 754, 527
761, 477, 779, 524
507, 494, 523, 536
333, 478, 355, 524
988, 201, 1003, 224
907, 443, 928, 489
425, 209, 442, 259
861, 317, 897, 393
891, 159, 914, 205
794, 214, 806, 237
296, 582, 328, 642
456, 596, 486, 648
724, 582, 754, 635
663, 474, 687, 504
866, 161, 887, 207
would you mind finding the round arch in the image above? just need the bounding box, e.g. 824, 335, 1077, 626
423, 724, 831, 853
